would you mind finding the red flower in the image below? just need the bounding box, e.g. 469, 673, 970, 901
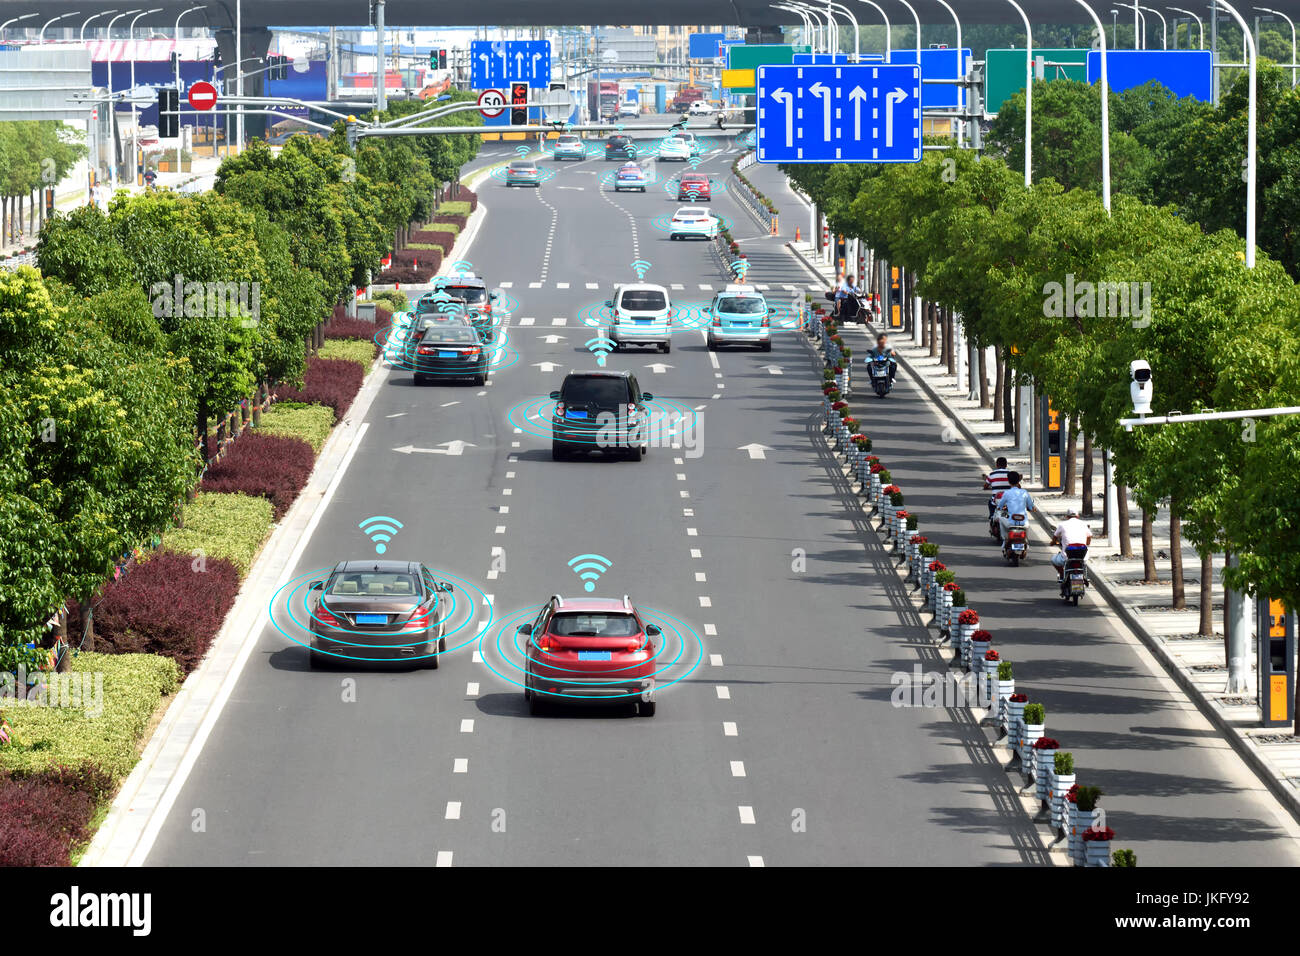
971, 629, 993, 642
895, 510, 909, 518
927, 560, 946, 572
1066, 790, 1078, 803
957, 609, 980, 624
1082, 827, 1115, 842
870, 464, 886, 474
881, 484, 900, 495
910, 535, 927, 544
832, 401, 848, 410
865, 455, 880, 464
943, 582, 960, 591
984, 649, 1000, 660
1009, 693, 1028, 703
1033, 737, 1060, 750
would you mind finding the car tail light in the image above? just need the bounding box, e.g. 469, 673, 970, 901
463, 346, 482, 356
537, 633, 560, 651
554, 401, 566, 415
417, 345, 436, 354
315, 605, 344, 628
712, 317, 721, 327
761, 315, 770, 327
403, 609, 430, 630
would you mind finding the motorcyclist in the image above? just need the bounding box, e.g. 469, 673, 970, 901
831, 274, 861, 319
865, 333, 897, 382
996, 471, 1035, 544
983, 456, 1011, 522
1050, 508, 1093, 581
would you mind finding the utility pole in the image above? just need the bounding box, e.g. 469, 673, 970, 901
374, 0, 386, 113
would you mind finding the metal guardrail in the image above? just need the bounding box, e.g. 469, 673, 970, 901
729, 151, 778, 236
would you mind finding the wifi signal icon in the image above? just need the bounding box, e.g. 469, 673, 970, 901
687, 156, 701, 169
630, 259, 651, 280
568, 553, 613, 592
438, 301, 463, 315
586, 336, 614, 367
515, 145, 530, 158
684, 186, 700, 201
450, 259, 472, 274
359, 515, 403, 554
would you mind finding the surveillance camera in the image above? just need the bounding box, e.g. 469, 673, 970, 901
1130, 359, 1153, 416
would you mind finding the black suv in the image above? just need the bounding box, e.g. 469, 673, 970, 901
550, 370, 653, 461
604, 135, 635, 160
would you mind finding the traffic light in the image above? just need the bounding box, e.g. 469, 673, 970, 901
169, 51, 180, 75
510, 82, 528, 125
429, 49, 437, 70
438, 49, 447, 69
158, 88, 179, 138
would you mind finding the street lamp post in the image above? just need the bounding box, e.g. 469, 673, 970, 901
174, 5, 206, 173
0, 13, 38, 40
40, 11, 82, 43
1255, 6, 1297, 85
1140, 4, 1169, 46
80, 10, 116, 42
105, 9, 140, 193
1112, 8, 1120, 44
827, 1, 862, 60
933, 0, 964, 146
1075, 0, 1112, 213
855, 0, 893, 61
897, 0, 922, 58
1003, 0, 1033, 187
823, 3, 840, 55
129, 9, 161, 188
775, 4, 815, 50
1168, 6, 1206, 48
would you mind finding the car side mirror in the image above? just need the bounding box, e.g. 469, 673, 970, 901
309, 580, 324, 591
769, 308, 777, 315
549, 390, 561, 400
489, 292, 499, 299
701, 308, 711, 316
604, 300, 614, 309
645, 624, 662, 637
517, 624, 532, 634
641, 392, 654, 401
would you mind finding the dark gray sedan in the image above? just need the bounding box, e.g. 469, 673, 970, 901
307, 560, 453, 669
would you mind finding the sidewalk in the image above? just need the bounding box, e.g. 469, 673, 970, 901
788, 239, 1300, 824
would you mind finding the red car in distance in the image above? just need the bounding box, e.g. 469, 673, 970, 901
521, 595, 661, 716
677, 173, 712, 202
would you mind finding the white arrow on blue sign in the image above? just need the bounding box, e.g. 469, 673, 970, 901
755, 64, 922, 164
471, 39, 551, 89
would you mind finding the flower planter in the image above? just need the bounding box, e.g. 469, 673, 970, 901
1083, 827, 1114, 867
868, 474, 881, 509
1050, 772, 1075, 831
1072, 809, 1104, 866
1019, 723, 1045, 769
1033, 743, 1058, 798
1005, 696, 1026, 739
969, 636, 990, 673
940, 603, 965, 638
995, 678, 1015, 731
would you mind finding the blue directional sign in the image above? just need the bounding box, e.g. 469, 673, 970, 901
1086, 49, 1212, 101
887, 48, 970, 108
471, 39, 551, 89
755, 63, 922, 164
792, 53, 854, 65
689, 32, 728, 59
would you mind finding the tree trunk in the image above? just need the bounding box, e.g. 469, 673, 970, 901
977, 348, 987, 408
1002, 355, 1015, 436
1169, 498, 1186, 610
1199, 550, 1214, 637
945, 308, 956, 375
993, 355, 1004, 421
1080, 433, 1095, 517
81, 591, 95, 653
1117, 483, 1133, 558
1064, 414, 1078, 495
928, 302, 939, 356
1141, 507, 1158, 582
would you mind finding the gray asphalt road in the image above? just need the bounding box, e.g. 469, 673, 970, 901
142, 126, 1300, 867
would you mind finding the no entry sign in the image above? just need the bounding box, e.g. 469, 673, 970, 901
188, 81, 218, 111
477, 88, 506, 118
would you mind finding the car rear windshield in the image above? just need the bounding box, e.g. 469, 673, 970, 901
550, 613, 640, 636
607, 136, 629, 144
328, 572, 420, 596
417, 298, 465, 315
558, 136, 580, 144
619, 290, 667, 311
718, 296, 766, 314
424, 327, 479, 343
509, 162, 535, 170
562, 376, 632, 406
442, 285, 487, 303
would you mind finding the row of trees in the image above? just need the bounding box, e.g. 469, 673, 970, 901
0, 122, 86, 246
1, 100, 481, 668
784, 69, 1300, 617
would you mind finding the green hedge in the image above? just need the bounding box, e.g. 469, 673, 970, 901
435, 201, 472, 217
318, 339, 376, 371
162, 492, 274, 576
407, 242, 447, 254
0, 652, 182, 779
256, 401, 337, 453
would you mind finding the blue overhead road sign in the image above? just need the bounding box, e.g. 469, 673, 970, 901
689, 32, 728, 59
887, 48, 970, 108
792, 53, 854, 64
471, 39, 551, 89
755, 63, 922, 164
1086, 50, 1212, 101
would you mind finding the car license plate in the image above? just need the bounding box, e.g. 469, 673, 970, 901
566, 410, 588, 419
578, 651, 612, 661
355, 613, 387, 625
635, 319, 651, 325
437, 350, 457, 358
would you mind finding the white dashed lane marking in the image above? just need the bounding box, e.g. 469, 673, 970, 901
460, 719, 474, 733
723, 721, 737, 735
445, 801, 462, 819
453, 758, 468, 774
738, 806, 756, 824
730, 761, 746, 777
716, 686, 730, 699
436, 851, 453, 867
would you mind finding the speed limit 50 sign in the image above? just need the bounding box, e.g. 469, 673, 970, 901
477, 88, 506, 118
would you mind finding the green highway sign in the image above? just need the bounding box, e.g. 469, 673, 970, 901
724, 43, 811, 95
984, 48, 1089, 114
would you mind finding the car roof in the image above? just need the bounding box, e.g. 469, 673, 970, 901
681, 172, 709, 180
335, 560, 418, 574
564, 368, 633, 379
550, 597, 637, 613
614, 282, 669, 293
722, 284, 759, 294
675, 206, 708, 214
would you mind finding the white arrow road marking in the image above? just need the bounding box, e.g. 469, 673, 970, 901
538, 334, 566, 343
393, 440, 478, 456
772, 87, 794, 147
761, 365, 784, 375
738, 443, 772, 459
532, 361, 562, 372
644, 363, 674, 374
885, 87, 908, 148
849, 86, 867, 139
809, 82, 832, 141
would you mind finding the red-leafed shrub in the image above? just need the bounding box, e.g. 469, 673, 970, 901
410, 228, 457, 247
958, 609, 980, 624
1009, 693, 1028, 703
1033, 737, 1060, 750
1082, 826, 1115, 841
0, 765, 115, 866
325, 315, 381, 342
201, 432, 315, 519
460, 186, 478, 211
971, 629, 993, 642
385, 264, 436, 285
276, 356, 365, 422
87, 552, 241, 672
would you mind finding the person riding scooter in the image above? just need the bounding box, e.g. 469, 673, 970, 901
866, 333, 897, 381
1050, 508, 1092, 581
996, 471, 1035, 544
983, 456, 1011, 526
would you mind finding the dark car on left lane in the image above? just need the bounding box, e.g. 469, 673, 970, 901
307, 561, 453, 669
407, 323, 489, 385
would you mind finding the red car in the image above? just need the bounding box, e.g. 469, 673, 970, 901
677, 173, 711, 202
521, 595, 661, 716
